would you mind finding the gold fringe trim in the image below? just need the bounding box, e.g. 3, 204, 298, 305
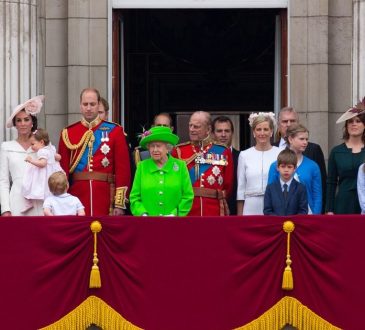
282, 220, 295, 290
39, 295, 142, 330
234, 296, 341, 330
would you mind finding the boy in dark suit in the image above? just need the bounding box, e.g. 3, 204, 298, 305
264, 149, 308, 216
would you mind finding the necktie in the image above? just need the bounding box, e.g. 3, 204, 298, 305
283, 183, 288, 201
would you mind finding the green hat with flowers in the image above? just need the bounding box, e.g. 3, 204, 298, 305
139, 126, 179, 149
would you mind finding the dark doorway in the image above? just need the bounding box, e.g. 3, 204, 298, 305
113, 8, 286, 149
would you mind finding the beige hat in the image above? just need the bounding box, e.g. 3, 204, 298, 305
6, 95, 45, 128
336, 97, 365, 124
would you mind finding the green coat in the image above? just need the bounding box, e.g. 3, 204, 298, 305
130, 155, 194, 216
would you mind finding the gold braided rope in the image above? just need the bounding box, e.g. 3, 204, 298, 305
234, 296, 341, 330
39, 295, 142, 330
61, 129, 94, 174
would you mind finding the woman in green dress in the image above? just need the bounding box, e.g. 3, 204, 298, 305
130, 126, 194, 216
326, 100, 365, 214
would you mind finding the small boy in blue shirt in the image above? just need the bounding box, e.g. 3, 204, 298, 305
264, 149, 308, 216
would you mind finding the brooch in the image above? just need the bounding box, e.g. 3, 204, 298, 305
173, 162, 179, 171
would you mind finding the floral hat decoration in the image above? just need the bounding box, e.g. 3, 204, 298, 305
139, 126, 179, 150
6, 95, 45, 128
336, 97, 365, 124
248, 112, 276, 129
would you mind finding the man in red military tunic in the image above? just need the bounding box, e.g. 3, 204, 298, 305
171, 111, 233, 216
58, 88, 131, 216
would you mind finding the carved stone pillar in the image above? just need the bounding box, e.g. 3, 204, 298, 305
0, 0, 41, 141
353, 0, 365, 102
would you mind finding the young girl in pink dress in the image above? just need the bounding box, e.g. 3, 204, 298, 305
22, 128, 63, 213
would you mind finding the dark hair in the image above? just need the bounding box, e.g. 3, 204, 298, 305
277, 149, 297, 167
80, 87, 101, 102
284, 124, 309, 146
343, 114, 365, 143
100, 97, 109, 113
212, 116, 234, 133
31, 128, 50, 146
12, 110, 38, 132
48, 171, 68, 196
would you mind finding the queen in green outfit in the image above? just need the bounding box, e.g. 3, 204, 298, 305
130, 126, 194, 216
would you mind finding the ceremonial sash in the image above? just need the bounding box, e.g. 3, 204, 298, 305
74, 122, 116, 173
188, 144, 226, 184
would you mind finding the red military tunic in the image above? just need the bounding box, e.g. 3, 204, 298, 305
58, 117, 131, 216
171, 140, 234, 216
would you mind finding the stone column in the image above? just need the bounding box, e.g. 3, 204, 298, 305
289, 0, 329, 156
353, 0, 365, 103
0, 0, 41, 142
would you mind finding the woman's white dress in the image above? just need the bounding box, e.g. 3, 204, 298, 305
237, 146, 280, 215
0, 140, 43, 215
22, 145, 63, 200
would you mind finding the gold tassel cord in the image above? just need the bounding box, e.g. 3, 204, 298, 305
282, 220, 295, 291
234, 296, 341, 330
90, 221, 102, 289
40, 295, 143, 330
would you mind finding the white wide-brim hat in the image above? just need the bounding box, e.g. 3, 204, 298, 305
6, 95, 45, 128
336, 97, 365, 124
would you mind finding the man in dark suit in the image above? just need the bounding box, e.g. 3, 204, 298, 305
212, 116, 240, 215
264, 149, 308, 216
274, 107, 327, 213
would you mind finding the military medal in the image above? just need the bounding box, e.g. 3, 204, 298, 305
101, 131, 110, 142
212, 166, 221, 176
100, 143, 110, 155
207, 175, 215, 185
101, 157, 110, 168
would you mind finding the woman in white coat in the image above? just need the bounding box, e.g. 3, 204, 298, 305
0, 95, 45, 216
237, 112, 280, 215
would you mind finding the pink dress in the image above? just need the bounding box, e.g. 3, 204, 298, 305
22, 145, 63, 200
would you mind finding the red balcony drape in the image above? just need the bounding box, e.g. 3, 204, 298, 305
0, 215, 364, 329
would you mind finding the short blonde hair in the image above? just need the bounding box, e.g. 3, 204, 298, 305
48, 171, 68, 196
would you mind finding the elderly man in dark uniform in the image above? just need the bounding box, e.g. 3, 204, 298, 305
171, 111, 233, 216
58, 87, 131, 216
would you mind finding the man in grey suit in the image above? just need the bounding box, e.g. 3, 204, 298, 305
274, 107, 327, 213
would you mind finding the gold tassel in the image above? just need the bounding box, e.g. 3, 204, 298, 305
282, 220, 295, 291
90, 221, 102, 289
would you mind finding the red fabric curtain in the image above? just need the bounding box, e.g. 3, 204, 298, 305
0, 215, 364, 329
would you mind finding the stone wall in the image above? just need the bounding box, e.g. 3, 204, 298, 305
41, 0, 108, 145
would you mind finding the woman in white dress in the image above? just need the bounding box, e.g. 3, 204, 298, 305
237, 112, 280, 215
0, 95, 45, 216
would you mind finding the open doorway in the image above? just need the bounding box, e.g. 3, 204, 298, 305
112, 8, 287, 149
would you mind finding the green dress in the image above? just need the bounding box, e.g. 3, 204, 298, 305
326, 143, 365, 214
130, 155, 194, 216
